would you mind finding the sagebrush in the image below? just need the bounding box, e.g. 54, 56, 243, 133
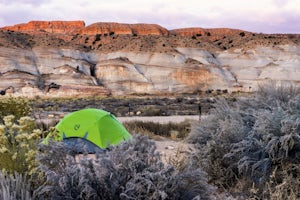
34, 135, 211, 200
0, 97, 32, 122
188, 82, 300, 199
0, 115, 42, 176
0, 171, 32, 200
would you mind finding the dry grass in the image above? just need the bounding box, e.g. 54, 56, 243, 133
123, 120, 193, 140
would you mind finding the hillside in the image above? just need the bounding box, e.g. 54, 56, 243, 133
0, 21, 299, 97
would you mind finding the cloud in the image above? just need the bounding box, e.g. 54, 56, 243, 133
0, 0, 299, 33
0, 0, 49, 6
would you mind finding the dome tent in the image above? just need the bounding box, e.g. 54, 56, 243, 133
44, 108, 132, 149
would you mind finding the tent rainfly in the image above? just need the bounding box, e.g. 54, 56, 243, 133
44, 108, 132, 149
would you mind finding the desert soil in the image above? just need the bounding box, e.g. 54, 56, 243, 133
118, 115, 200, 123
118, 115, 198, 163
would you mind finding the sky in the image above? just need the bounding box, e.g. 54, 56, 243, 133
0, 0, 299, 34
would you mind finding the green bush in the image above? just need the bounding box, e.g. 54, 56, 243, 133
0, 97, 32, 122
0, 115, 42, 176
34, 135, 211, 199
188, 82, 300, 198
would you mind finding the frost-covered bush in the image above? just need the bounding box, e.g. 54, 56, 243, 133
0, 115, 42, 175
34, 135, 211, 200
0, 171, 32, 200
188, 98, 250, 187
256, 81, 299, 106
227, 98, 300, 198
188, 82, 300, 198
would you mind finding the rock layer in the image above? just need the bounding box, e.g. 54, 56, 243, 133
1, 45, 299, 97
2, 21, 169, 36
0, 21, 299, 97
83, 22, 169, 36
169, 27, 243, 37
1, 21, 242, 37
2, 21, 85, 35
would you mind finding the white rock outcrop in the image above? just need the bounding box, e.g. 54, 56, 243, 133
0, 44, 299, 97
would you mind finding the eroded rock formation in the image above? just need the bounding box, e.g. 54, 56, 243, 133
83, 22, 169, 36
2, 21, 85, 35
2, 21, 169, 36
0, 21, 299, 97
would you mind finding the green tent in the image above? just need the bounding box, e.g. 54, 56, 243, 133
45, 108, 132, 149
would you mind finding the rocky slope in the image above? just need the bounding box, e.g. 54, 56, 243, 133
0, 21, 299, 97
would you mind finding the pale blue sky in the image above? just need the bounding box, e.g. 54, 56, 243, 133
0, 0, 299, 33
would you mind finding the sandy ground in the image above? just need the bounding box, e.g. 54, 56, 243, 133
118, 115, 200, 124
154, 139, 195, 164
118, 115, 199, 163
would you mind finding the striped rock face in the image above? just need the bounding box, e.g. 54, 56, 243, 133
0, 21, 299, 97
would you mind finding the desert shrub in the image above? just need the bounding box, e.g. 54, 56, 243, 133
140, 107, 166, 116
261, 163, 300, 200
0, 171, 32, 200
0, 97, 32, 122
227, 104, 300, 198
256, 81, 299, 107
163, 144, 190, 171
0, 115, 42, 176
34, 135, 211, 200
188, 82, 300, 198
95, 34, 101, 41
188, 98, 250, 187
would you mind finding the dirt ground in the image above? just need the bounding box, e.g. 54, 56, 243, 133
118, 115, 199, 163
154, 138, 195, 164
118, 115, 200, 123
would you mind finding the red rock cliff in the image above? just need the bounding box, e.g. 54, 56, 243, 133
82, 22, 169, 36
170, 27, 245, 36
170, 28, 207, 36
1, 20, 246, 37
2, 21, 85, 34
1, 21, 169, 36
